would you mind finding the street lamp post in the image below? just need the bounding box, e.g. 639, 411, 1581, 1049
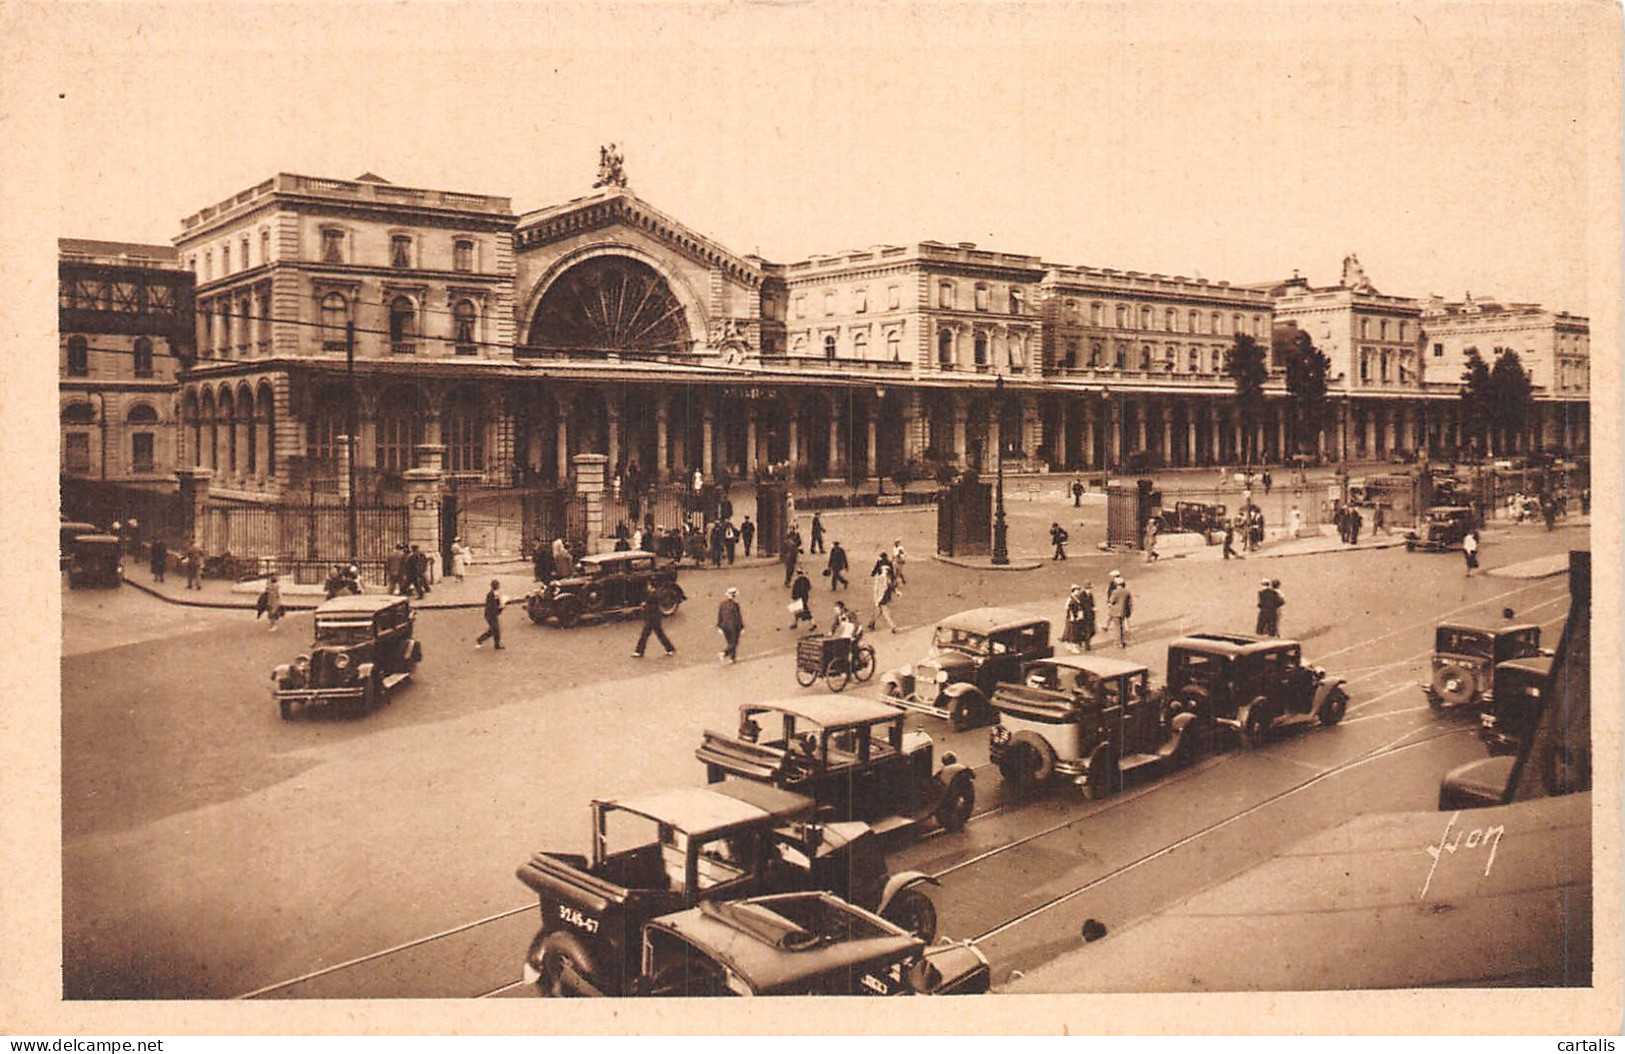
991, 374, 1009, 565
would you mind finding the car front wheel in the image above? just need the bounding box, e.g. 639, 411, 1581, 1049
553, 597, 581, 629
1318, 688, 1349, 726
530, 931, 596, 998
1085, 743, 1119, 800
882, 887, 938, 943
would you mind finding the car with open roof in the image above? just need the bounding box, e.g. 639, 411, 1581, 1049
516, 783, 940, 997
525, 550, 684, 628
1163, 633, 1348, 745
697, 695, 975, 837
634, 892, 989, 997
1422, 620, 1546, 710
989, 654, 1207, 798
271, 594, 421, 718
880, 607, 1053, 730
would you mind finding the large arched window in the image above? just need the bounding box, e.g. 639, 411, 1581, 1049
823, 334, 837, 360
454, 299, 478, 355
443, 388, 484, 474
220, 389, 238, 475
66, 335, 89, 377
61, 402, 96, 425
133, 337, 154, 378
257, 382, 277, 477
886, 330, 901, 361
375, 386, 425, 474
239, 386, 257, 476
389, 297, 417, 354
852, 331, 869, 359
321, 293, 348, 352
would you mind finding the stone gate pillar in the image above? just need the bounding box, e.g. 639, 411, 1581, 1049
403, 460, 444, 580
573, 453, 609, 555
176, 467, 212, 553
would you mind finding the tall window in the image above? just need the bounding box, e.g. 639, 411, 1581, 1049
1233, 314, 1243, 336
260, 229, 271, 265
321, 293, 348, 352
1114, 342, 1127, 368
66, 335, 88, 376
794, 295, 806, 319
1009, 289, 1023, 314
973, 333, 988, 367
1188, 346, 1200, 372
222, 244, 230, 273
823, 334, 837, 360
1211, 312, 1221, 335
454, 239, 475, 273
375, 390, 424, 474
1091, 303, 1103, 326
853, 288, 867, 314
1399, 321, 1409, 342
1359, 350, 1370, 381
938, 329, 954, 367
853, 331, 869, 358
887, 330, 901, 361
1140, 344, 1152, 370
1166, 308, 1177, 332
444, 392, 484, 473
204, 251, 213, 279
974, 284, 990, 311
240, 236, 250, 270
389, 297, 417, 353
1211, 347, 1222, 372
454, 300, 478, 355
1089, 340, 1103, 367
823, 292, 835, 316
887, 285, 900, 310
391, 235, 413, 268
1360, 318, 1370, 339
321, 228, 345, 264
129, 405, 159, 472
1063, 339, 1079, 368
1008, 335, 1025, 369
133, 336, 154, 377
1115, 305, 1127, 328
1379, 319, 1389, 340
1140, 306, 1152, 330
64, 433, 91, 474
1433, 342, 1444, 358
939, 283, 955, 309
1189, 310, 1200, 334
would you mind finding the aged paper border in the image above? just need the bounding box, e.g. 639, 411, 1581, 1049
2, 0, 1620, 1036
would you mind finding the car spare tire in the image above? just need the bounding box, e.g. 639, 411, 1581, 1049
1430, 664, 1476, 707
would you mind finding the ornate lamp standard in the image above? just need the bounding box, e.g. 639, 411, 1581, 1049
991, 373, 1009, 565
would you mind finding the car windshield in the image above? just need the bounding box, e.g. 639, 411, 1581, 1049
314, 620, 373, 646
1171, 650, 1222, 682
1496, 631, 1541, 661
1436, 629, 1491, 657
933, 627, 987, 655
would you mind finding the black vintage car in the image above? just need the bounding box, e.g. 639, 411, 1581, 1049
59, 521, 100, 571
1477, 656, 1555, 757
525, 550, 684, 628
516, 784, 940, 997
635, 892, 989, 997
1422, 621, 1545, 710
880, 608, 1054, 730
1405, 506, 1475, 552
66, 533, 123, 588
697, 696, 976, 837
989, 655, 1206, 799
272, 595, 422, 718
1164, 633, 1348, 745
1157, 501, 1227, 540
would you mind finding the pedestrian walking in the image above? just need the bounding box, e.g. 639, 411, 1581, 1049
1262, 470, 1272, 496
632, 588, 677, 658
723, 518, 739, 564
717, 586, 744, 663
1289, 505, 1303, 540
781, 529, 800, 586
1143, 519, 1159, 563
1071, 475, 1085, 508
1255, 577, 1284, 636
186, 546, 203, 590
709, 519, 725, 567
1462, 529, 1480, 576
150, 537, 167, 583
740, 515, 756, 557
449, 537, 471, 581
257, 574, 285, 632
1222, 519, 1239, 560
789, 568, 815, 631
809, 512, 826, 554
1334, 505, 1348, 544
1349, 506, 1363, 545
1105, 571, 1132, 647
1050, 521, 1070, 561
1079, 582, 1097, 651
405, 545, 430, 599
474, 579, 506, 649
867, 552, 898, 633
1373, 503, 1387, 535
827, 540, 849, 590
1062, 585, 1090, 653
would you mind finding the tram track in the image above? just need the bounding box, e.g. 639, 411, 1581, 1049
237, 576, 1569, 1000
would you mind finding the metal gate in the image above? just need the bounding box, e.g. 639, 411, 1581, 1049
936, 476, 991, 557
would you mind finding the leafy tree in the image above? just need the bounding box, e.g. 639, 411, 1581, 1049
1459, 347, 1493, 456
1225, 333, 1269, 463
1489, 349, 1534, 455
1279, 327, 1332, 456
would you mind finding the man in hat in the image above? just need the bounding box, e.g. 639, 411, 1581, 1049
1105, 571, 1132, 647
475, 579, 506, 650
1255, 577, 1284, 637
717, 586, 744, 664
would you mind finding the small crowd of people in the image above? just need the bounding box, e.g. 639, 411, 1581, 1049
1059, 570, 1134, 650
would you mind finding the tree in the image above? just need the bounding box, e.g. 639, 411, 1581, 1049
1279, 327, 1333, 456
1459, 347, 1493, 456
1225, 333, 1269, 464
1489, 349, 1535, 455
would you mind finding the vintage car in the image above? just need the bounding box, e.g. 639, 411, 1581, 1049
271, 594, 421, 718
59, 521, 100, 571
1157, 501, 1227, 540
696, 696, 976, 836
525, 550, 684, 628
633, 892, 989, 997
1405, 506, 1475, 552
1477, 655, 1555, 757
1422, 621, 1545, 710
66, 533, 123, 588
1163, 633, 1348, 744
988, 655, 1205, 799
880, 607, 1054, 730
516, 784, 941, 997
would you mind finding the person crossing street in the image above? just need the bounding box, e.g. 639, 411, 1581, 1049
717, 586, 744, 663
632, 588, 676, 658
475, 579, 506, 650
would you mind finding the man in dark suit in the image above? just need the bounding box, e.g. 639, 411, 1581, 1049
716, 586, 744, 663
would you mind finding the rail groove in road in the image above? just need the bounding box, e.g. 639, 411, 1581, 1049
235, 574, 1569, 1000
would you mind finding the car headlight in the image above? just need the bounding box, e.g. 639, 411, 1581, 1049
333, 652, 351, 671
935, 670, 950, 684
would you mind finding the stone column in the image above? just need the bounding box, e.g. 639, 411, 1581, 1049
866, 403, 878, 479
1022, 393, 1042, 463
176, 467, 212, 554
952, 397, 968, 465
1186, 406, 1197, 466
403, 463, 444, 579
1386, 404, 1399, 454
1255, 417, 1267, 464
1161, 404, 1173, 466
1107, 399, 1122, 466
1336, 402, 1349, 461
1135, 400, 1148, 454
655, 395, 670, 483
1276, 409, 1287, 462
1234, 413, 1245, 464
554, 394, 570, 482
1081, 400, 1096, 469
787, 406, 800, 469
572, 453, 609, 555
1210, 406, 1222, 465
826, 396, 841, 478
904, 391, 925, 463
1364, 409, 1377, 459
702, 403, 715, 483
746, 410, 758, 478
606, 400, 621, 475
